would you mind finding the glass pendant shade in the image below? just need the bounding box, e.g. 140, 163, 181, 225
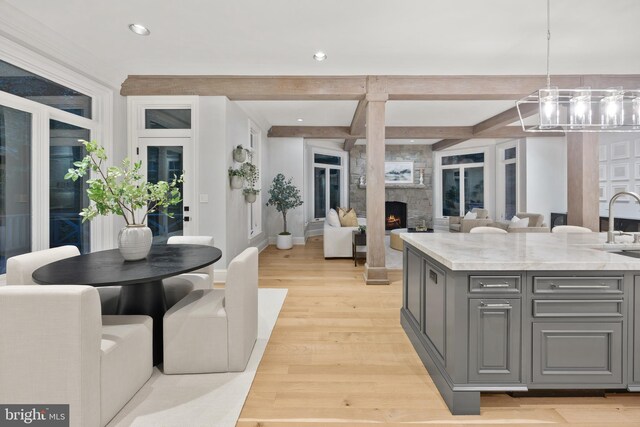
600, 87, 624, 128
539, 87, 559, 128
569, 87, 592, 128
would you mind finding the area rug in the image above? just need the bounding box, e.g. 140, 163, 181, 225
106, 288, 288, 427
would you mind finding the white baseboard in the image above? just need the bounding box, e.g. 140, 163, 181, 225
255, 238, 269, 253
305, 228, 323, 239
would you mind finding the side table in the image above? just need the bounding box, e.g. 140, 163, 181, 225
352, 231, 367, 266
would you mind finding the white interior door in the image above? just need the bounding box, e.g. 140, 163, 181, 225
137, 137, 194, 243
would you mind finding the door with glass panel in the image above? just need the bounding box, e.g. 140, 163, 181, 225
496, 142, 518, 221
138, 138, 193, 244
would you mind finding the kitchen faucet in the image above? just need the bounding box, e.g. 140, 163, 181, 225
607, 191, 640, 244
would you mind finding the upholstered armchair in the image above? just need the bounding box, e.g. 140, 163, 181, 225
163, 235, 215, 307
449, 208, 492, 233
0, 285, 153, 427
163, 247, 258, 374
507, 212, 550, 233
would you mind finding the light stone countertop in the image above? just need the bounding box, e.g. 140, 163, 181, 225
400, 231, 640, 271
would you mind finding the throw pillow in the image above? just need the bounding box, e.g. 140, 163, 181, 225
326, 209, 341, 227
338, 207, 358, 227
509, 215, 530, 229
463, 211, 478, 220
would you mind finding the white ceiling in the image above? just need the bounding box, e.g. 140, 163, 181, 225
5, 0, 640, 139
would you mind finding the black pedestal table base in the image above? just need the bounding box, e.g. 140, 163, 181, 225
117, 280, 167, 366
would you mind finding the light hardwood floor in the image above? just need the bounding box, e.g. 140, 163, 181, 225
238, 237, 640, 426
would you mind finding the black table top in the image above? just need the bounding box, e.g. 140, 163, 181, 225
32, 244, 222, 287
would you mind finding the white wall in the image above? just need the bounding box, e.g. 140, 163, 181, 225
266, 138, 305, 244
521, 137, 567, 224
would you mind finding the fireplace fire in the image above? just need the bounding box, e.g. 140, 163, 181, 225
385, 201, 407, 230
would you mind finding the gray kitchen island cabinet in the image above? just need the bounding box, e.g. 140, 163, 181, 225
400, 232, 640, 415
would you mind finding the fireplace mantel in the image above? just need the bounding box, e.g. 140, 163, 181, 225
358, 183, 426, 189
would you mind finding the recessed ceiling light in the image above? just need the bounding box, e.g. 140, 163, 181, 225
129, 24, 150, 36
313, 51, 327, 61
410, 140, 415, 143
297, 118, 304, 122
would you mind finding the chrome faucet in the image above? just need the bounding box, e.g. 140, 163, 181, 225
607, 191, 640, 243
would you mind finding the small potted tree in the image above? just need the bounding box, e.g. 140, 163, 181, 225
266, 173, 303, 250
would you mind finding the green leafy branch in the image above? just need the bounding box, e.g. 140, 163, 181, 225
64, 139, 183, 225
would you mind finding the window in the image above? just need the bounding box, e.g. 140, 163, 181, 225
312, 149, 346, 219
0, 54, 106, 275
0, 59, 92, 119
248, 125, 261, 238
440, 151, 485, 217
496, 141, 519, 221
145, 109, 191, 129
0, 105, 32, 274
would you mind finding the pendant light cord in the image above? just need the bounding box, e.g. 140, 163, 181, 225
546, 0, 551, 88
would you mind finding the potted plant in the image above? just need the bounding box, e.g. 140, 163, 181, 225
228, 167, 244, 189
242, 162, 260, 203
266, 173, 303, 250
233, 144, 247, 162
65, 139, 183, 261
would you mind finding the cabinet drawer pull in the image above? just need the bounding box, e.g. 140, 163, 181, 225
480, 302, 512, 309
480, 282, 510, 288
549, 283, 610, 289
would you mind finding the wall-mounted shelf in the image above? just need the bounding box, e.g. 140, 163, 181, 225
358, 183, 426, 189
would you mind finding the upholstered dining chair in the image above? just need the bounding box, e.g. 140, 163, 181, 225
552, 225, 592, 233
163, 247, 258, 374
6, 246, 121, 315
163, 235, 215, 307
470, 226, 508, 234
0, 285, 153, 427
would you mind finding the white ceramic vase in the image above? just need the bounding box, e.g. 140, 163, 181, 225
276, 233, 293, 250
233, 148, 247, 163
245, 192, 257, 203
118, 225, 153, 261
230, 175, 243, 189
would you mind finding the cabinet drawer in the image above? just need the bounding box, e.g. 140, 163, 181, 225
470, 276, 520, 293
532, 322, 623, 385
533, 299, 624, 318
533, 277, 623, 294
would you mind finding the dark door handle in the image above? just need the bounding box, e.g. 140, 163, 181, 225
184, 216, 190, 222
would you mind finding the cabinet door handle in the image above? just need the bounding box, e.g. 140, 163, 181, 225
479, 282, 510, 288
480, 302, 512, 309
549, 283, 610, 289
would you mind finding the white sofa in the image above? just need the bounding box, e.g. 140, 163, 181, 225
0, 285, 153, 427
323, 217, 366, 258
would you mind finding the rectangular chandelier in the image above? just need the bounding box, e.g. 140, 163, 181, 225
516, 87, 640, 132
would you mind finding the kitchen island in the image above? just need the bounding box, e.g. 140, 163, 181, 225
400, 232, 640, 415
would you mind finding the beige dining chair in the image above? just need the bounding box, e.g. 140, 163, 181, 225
162, 235, 215, 307
6, 246, 121, 314
470, 226, 508, 234
552, 225, 592, 233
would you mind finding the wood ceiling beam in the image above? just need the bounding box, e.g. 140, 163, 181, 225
121, 74, 640, 100
120, 75, 367, 100
350, 99, 368, 135
343, 138, 358, 151
268, 125, 560, 140
473, 103, 537, 136
432, 139, 469, 151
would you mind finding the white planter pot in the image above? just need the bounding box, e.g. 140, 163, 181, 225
233, 149, 247, 163
230, 175, 243, 189
244, 192, 257, 203
118, 225, 153, 261
276, 233, 293, 250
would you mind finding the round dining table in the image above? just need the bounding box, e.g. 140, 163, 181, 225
32, 244, 222, 366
